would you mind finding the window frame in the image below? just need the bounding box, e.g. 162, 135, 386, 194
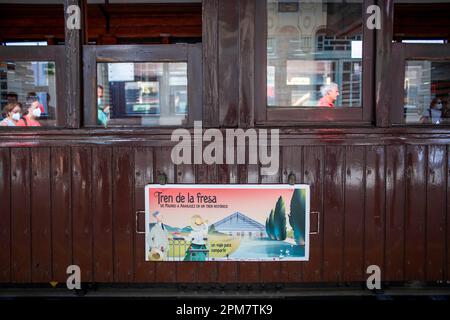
0, 45, 67, 128
83, 43, 202, 127
255, 0, 375, 125
391, 43, 450, 125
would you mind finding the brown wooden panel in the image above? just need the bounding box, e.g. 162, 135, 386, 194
31, 148, 52, 283
0, 148, 11, 282
302, 146, 324, 282
405, 145, 426, 281
385, 145, 406, 281
202, 0, 219, 127
134, 147, 155, 283
154, 147, 177, 283
343, 146, 365, 282
11, 148, 31, 283
364, 146, 386, 275
112, 147, 135, 282
426, 145, 446, 281
238, 0, 255, 128
218, 0, 239, 127
175, 161, 197, 283
72, 147, 93, 282
51, 147, 72, 282
92, 147, 113, 282
323, 146, 345, 282
280, 146, 303, 283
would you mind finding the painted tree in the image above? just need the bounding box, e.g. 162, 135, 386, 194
265, 209, 275, 240
273, 196, 287, 241
289, 189, 306, 245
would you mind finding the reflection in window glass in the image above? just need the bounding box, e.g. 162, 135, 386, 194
267, 0, 363, 108
0, 61, 57, 127
404, 61, 450, 125
97, 62, 188, 126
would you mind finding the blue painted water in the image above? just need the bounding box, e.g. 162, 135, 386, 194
229, 238, 305, 259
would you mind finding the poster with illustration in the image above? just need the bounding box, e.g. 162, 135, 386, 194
145, 184, 310, 262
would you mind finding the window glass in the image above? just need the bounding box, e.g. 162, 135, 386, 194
267, 0, 363, 108
0, 61, 57, 127
404, 60, 450, 125
97, 62, 188, 127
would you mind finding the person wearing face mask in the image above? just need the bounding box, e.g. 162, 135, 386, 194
97, 85, 110, 127
0, 102, 22, 127
16, 100, 42, 127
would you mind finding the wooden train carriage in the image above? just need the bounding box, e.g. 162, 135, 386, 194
0, 0, 450, 294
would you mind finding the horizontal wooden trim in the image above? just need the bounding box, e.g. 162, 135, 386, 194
267, 107, 365, 122
89, 44, 190, 62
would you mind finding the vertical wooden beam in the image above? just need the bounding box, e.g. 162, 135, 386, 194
239, 0, 255, 128
202, 0, 219, 128
64, 0, 83, 128
375, 0, 394, 127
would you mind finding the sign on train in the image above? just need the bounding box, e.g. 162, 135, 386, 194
144, 184, 310, 262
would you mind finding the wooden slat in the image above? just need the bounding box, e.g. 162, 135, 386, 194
134, 147, 155, 283
426, 145, 446, 281
405, 145, 427, 281
175, 161, 197, 283
218, 0, 239, 127
0, 148, 11, 282
202, 0, 219, 127
72, 146, 93, 282
238, 0, 255, 128
92, 147, 114, 282
343, 146, 365, 282
364, 146, 386, 276
302, 146, 324, 282
280, 146, 303, 283
31, 148, 52, 283
112, 147, 135, 282
323, 146, 345, 282
11, 148, 31, 283
51, 147, 72, 283
154, 147, 177, 283
385, 145, 406, 281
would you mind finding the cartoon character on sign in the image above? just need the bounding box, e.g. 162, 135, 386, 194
184, 215, 209, 261
147, 211, 169, 261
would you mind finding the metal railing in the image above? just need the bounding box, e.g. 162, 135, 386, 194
169, 237, 210, 261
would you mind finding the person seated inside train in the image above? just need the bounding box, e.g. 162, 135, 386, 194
317, 83, 340, 108
97, 85, 111, 127
6, 92, 18, 104
16, 98, 42, 127
0, 102, 22, 127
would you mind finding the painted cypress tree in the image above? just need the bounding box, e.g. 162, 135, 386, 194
289, 189, 306, 245
273, 196, 287, 241
267, 209, 276, 240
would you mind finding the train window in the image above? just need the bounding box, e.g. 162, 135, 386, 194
0, 60, 59, 127
83, 44, 202, 127
256, 0, 374, 123
96, 62, 188, 127
404, 61, 450, 125
267, 0, 363, 108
